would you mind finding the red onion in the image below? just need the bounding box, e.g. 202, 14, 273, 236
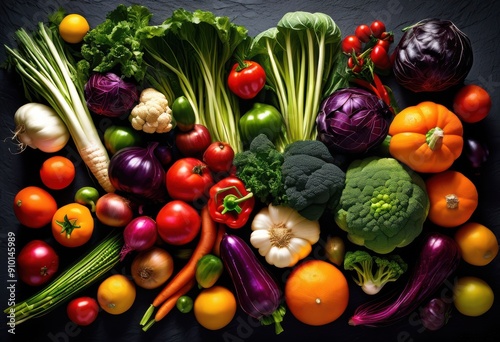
109, 142, 167, 201
120, 216, 158, 261
419, 297, 452, 331
95, 193, 135, 227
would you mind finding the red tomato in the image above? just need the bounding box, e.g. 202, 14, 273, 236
370, 20, 386, 38
355, 24, 372, 43
156, 200, 201, 245
453, 84, 492, 123
40, 156, 76, 190
203, 141, 235, 173
370, 45, 391, 70
376, 39, 391, 51
17, 240, 59, 286
227, 60, 266, 99
341, 35, 362, 55
67, 297, 99, 326
13, 186, 58, 228
175, 124, 212, 158
166, 158, 214, 202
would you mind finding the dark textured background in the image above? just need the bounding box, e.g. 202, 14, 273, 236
1, 1, 499, 341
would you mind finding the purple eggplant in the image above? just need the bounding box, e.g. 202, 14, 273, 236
464, 137, 489, 174
220, 234, 285, 334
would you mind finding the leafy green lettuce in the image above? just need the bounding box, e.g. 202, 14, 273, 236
77, 4, 152, 82
137, 9, 250, 153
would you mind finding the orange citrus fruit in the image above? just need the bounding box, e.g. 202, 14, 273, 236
454, 222, 499, 266
194, 285, 237, 330
59, 14, 90, 44
97, 274, 136, 315
285, 259, 349, 326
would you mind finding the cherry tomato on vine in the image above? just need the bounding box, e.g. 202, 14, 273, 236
17, 240, 59, 286
347, 56, 365, 73
13, 186, 58, 228
227, 60, 266, 100
40, 156, 76, 190
370, 20, 386, 38
355, 24, 372, 43
341, 35, 362, 55
370, 45, 392, 70
67, 297, 99, 326
376, 39, 391, 51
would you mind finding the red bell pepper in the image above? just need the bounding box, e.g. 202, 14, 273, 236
208, 176, 255, 229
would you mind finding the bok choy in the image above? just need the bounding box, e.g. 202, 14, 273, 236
137, 9, 250, 153
249, 11, 347, 151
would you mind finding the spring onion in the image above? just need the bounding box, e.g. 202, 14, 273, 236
4, 22, 114, 192
4, 231, 123, 325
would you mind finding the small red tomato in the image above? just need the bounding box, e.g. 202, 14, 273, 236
203, 141, 235, 174
341, 35, 362, 55
40, 156, 76, 190
227, 60, 266, 100
175, 124, 212, 159
67, 297, 99, 326
13, 186, 58, 229
370, 20, 386, 38
166, 158, 214, 202
355, 24, 372, 43
347, 56, 364, 73
453, 84, 492, 123
376, 39, 391, 51
370, 45, 392, 70
17, 240, 59, 286
156, 200, 201, 245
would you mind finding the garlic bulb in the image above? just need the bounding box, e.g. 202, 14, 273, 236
12, 103, 70, 153
250, 204, 320, 268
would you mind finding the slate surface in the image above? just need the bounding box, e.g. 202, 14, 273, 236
0, 1, 499, 341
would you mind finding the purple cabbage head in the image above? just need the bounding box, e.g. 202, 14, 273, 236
316, 87, 392, 154
85, 72, 139, 117
392, 18, 473, 93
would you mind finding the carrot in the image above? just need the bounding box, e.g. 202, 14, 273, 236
212, 223, 227, 257
154, 278, 195, 322
140, 205, 217, 329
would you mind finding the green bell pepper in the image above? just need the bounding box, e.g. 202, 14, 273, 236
172, 96, 196, 132
104, 125, 142, 155
239, 103, 283, 145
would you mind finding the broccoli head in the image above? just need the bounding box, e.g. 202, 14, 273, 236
334, 156, 429, 254
343, 250, 408, 295
282, 140, 345, 221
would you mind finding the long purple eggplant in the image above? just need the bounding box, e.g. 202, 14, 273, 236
220, 234, 285, 334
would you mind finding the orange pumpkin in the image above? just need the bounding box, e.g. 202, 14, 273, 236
425, 170, 478, 228
388, 101, 463, 173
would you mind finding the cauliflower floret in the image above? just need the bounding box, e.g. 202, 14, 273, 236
129, 88, 174, 133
